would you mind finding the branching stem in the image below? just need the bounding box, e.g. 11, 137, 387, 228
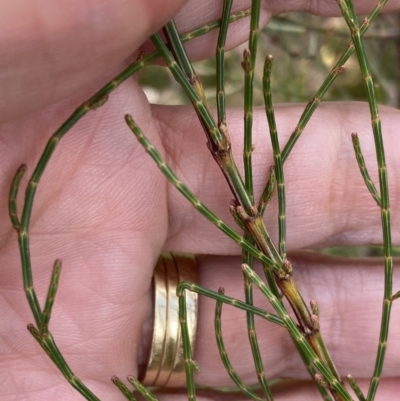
336, 1, 392, 400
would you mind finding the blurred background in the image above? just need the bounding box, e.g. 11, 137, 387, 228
140, 11, 400, 257
140, 12, 400, 108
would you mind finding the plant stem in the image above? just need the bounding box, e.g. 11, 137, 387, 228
164, 20, 209, 106
241, 4, 276, 399
351, 133, 381, 206
336, 2, 392, 400
215, 288, 267, 401
257, 167, 282, 304
127, 376, 159, 401
242, 265, 353, 401
178, 281, 284, 326
12, 202, 102, 401
242, 231, 276, 401
281, 1, 388, 163
179, 291, 198, 400
261, 56, 333, 399
258, 167, 276, 216
243, 0, 260, 200
8, 164, 26, 230
263, 55, 286, 260
112, 376, 139, 401
150, 33, 255, 214
28, 325, 101, 401
40, 259, 62, 334
216, 0, 233, 126
347, 375, 366, 401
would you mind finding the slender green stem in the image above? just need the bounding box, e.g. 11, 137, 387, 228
230, 204, 250, 233
347, 375, 366, 401
150, 32, 255, 213
351, 133, 381, 206
240, 124, 278, 377
112, 377, 139, 401
28, 325, 101, 401
8, 164, 27, 230
263, 55, 286, 260
164, 20, 209, 106
258, 167, 276, 216
241, 265, 353, 401
243, 47, 254, 197
183, 9, 251, 41
149, 33, 222, 144
164, 20, 198, 82
257, 167, 282, 302
291, 340, 332, 401
125, 114, 279, 271
242, 238, 275, 401
18, 220, 42, 327
177, 282, 284, 327
243, 0, 260, 200
40, 259, 62, 334
232, 203, 281, 265
127, 376, 158, 401
261, 263, 282, 304
214, 288, 267, 401
8, 164, 43, 328
241, 22, 276, 391
26, 263, 100, 401
248, 0, 261, 73
216, 0, 233, 126
336, 2, 392, 400
178, 292, 197, 401
281, 1, 387, 163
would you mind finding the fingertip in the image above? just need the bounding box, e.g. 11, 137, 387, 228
140, 0, 188, 35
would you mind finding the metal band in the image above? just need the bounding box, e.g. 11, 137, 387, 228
141, 252, 198, 388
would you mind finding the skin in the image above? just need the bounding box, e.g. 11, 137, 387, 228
1, 0, 400, 400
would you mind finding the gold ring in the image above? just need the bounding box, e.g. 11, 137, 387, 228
141, 252, 198, 388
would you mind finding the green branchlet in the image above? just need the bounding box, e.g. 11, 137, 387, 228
336, 1, 392, 400
214, 288, 266, 401
111, 376, 139, 401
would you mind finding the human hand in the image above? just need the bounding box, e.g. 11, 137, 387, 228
1, 1, 400, 400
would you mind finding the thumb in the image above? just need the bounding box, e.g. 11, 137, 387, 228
0, 0, 187, 121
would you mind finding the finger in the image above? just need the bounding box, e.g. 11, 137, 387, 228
169, 0, 400, 62
153, 102, 400, 254
0, 0, 186, 121
192, 252, 400, 387
154, 378, 400, 401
